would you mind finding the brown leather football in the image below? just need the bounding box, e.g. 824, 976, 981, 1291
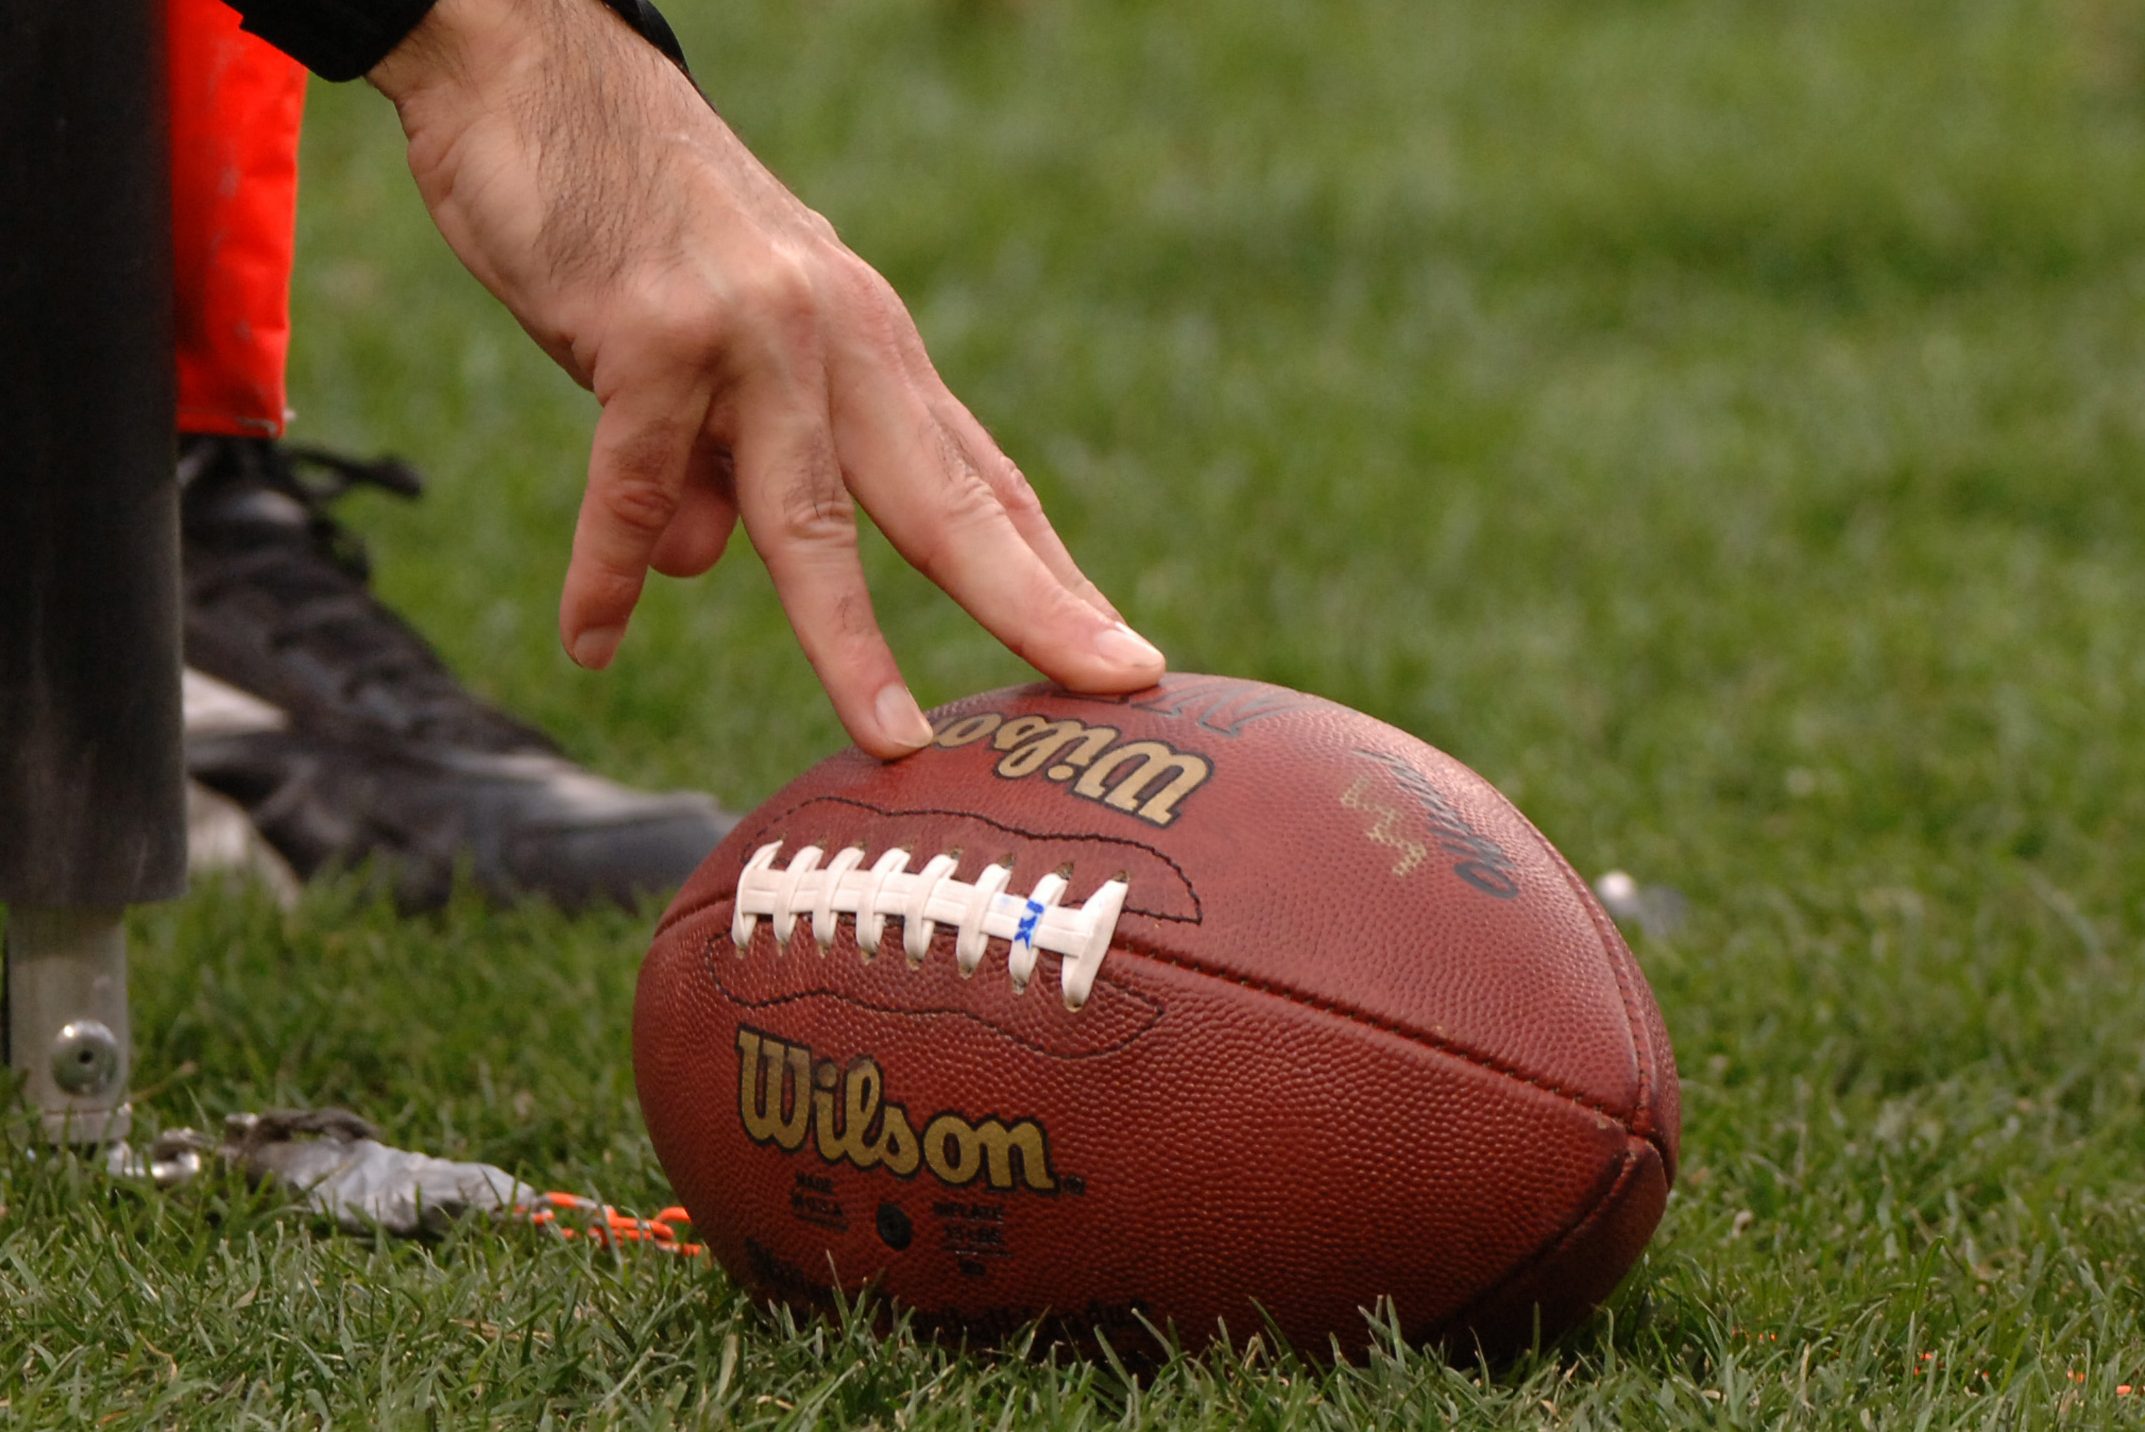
635, 674, 1678, 1359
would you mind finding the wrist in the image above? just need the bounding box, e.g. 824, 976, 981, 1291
368, 0, 689, 105
367, 0, 539, 106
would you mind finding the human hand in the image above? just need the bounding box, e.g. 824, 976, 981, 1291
368, 0, 1164, 757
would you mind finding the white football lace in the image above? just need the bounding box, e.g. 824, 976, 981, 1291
729, 842, 1129, 1010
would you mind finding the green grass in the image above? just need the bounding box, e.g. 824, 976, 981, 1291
9, 0, 2145, 1422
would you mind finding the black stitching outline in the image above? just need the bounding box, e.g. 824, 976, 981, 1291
703, 974, 1166, 1062
652, 794, 1207, 943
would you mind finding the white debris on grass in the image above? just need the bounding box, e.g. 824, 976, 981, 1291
138, 1109, 536, 1236
1593, 869, 1689, 939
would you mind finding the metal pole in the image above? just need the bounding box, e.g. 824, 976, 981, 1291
1, 0, 184, 1144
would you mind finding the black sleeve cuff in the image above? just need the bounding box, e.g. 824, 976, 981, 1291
227, 0, 440, 83
223, 0, 691, 84
599, 0, 689, 74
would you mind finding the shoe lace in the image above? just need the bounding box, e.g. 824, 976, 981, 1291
279, 443, 428, 577
182, 437, 551, 752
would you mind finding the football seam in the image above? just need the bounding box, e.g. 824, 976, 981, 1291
1106, 931, 1639, 1124
1541, 840, 1657, 1135
1438, 1136, 1651, 1346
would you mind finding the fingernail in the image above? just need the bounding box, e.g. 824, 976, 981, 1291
875, 683, 935, 752
570, 624, 625, 669
1092, 621, 1165, 672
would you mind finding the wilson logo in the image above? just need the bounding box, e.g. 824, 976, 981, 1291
928, 710, 1211, 826
1339, 774, 1431, 876
1348, 748, 1521, 899
736, 1028, 1058, 1193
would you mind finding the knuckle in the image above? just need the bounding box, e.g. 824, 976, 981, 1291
840, 257, 901, 313
829, 589, 879, 645
574, 562, 646, 614
735, 253, 824, 344
769, 457, 856, 548
621, 288, 726, 364
652, 311, 725, 363
823, 257, 915, 358
944, 469, 1006, 528
600, 469, 681, 537
906, 476, 1000, 579
984, 454, 1044, 521
793, 599, 884, 682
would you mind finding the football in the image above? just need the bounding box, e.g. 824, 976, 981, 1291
635, 674, 1678, 1359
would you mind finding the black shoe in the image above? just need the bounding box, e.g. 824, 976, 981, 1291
179, 435, 734, 910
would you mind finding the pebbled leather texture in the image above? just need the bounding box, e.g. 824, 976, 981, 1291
636, 674, 1679, 1360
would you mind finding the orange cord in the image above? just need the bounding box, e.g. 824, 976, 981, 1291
519, 1192, 707, 1257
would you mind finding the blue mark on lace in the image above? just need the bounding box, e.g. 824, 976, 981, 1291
1014, 898, 1046, 950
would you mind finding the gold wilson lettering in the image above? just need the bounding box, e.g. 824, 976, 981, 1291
1347, 748, 1521, 899
929, 710, 1211, 826
1339, 773, 1431, 876
735, 1028, 1058, 1193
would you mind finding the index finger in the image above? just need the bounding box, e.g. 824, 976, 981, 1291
834, 380, 1166, 693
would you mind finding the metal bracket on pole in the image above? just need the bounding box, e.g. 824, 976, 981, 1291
4, 908, 133, 1145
